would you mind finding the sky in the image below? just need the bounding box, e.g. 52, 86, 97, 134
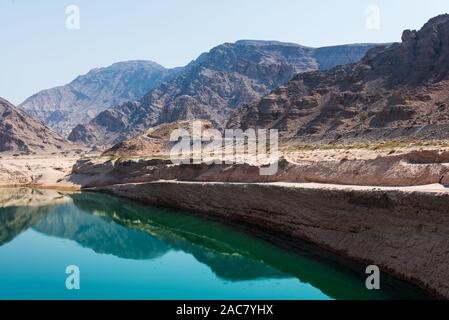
1, 0, 449, 105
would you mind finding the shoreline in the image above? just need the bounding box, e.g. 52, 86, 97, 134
3, 178, 447, 298
0, 184, 81, 191
87, 180, 449, 299
3, 153, 449, 298
3, 179, 449, 194
0, 155, 81, 191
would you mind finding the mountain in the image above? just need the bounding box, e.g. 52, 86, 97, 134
228, 15, 449, 143
20, 61, 178, 136
0, 97, 70, 154
68, 41, 377, 146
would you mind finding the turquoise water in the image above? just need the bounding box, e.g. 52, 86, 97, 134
0, 188, 428, 300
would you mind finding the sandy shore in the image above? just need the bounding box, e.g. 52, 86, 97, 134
0, 155, 81, 190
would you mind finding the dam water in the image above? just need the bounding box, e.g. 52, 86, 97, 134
0, 188, 428, 300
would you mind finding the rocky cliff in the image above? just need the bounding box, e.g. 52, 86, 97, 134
0, 97, 70, 154
20, 61, 178, 136
228, 15, 449, 143
69, 148, 449, 189
69, 41, 376, 146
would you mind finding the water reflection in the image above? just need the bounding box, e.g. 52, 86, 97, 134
34, 193, 287, 280
33, 204, 170, 260
0, 188, 71, 246
0, 188, 429, 300
0, 188, 71, 209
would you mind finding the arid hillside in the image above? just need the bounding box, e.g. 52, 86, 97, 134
0, 97, 71, 154
69, 41, 376, 146
229, 15, 449, 144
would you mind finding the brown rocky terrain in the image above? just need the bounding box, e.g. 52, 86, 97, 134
228, 15, 449, 144
0, 97, 72, 154
0, 155, 81, 190
102, 120, 215, 157
68, 148, 449, 188
20, 61, 179, 136
69, 41, 376, 146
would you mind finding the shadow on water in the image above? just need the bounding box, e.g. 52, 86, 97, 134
0, 188, 431, 300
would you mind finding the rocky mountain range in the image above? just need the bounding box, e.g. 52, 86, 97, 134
228, 15, 449, 143
0, 97, 69, 153
20, 61, 179, 136
68, 41, 376, 146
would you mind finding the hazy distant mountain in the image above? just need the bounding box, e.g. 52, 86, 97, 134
0, 97, 69, 154
20, 61, 179, 136
68, 41, 376, 146
228, 15, 449, 143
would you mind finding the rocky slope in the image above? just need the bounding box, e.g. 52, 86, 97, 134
20, 61, 178, 136
228, 15, 449, 143
0, 97, 70, 154
102, 120, 215, 157
69, 41, 376, 146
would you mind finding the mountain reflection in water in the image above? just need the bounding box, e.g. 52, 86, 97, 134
0, 188, 429, 300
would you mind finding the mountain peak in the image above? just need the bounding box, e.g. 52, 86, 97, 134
20, 60, 178, 136
234, 40, 307, 48
355, 13, 449, 86
401, 14, 449, 42
88, 60, 166, 73
421, 13, 449, 30
69, 41, 376, 146
229, 14, 449, 142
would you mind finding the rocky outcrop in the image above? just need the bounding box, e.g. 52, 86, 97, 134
0, 97, 71, 154
229, 15, 449, 143
70, 149, 449, 188
69, 41, 376, 146
20, 61, 179, 136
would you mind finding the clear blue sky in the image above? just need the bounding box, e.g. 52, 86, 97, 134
1, 0, 449, 104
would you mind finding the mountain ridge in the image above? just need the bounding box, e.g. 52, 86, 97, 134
68, 40, 377, 146
228, 15, 449, 143
20, 60, 180, 136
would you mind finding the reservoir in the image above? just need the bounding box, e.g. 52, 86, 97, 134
0, 188, 428, 300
